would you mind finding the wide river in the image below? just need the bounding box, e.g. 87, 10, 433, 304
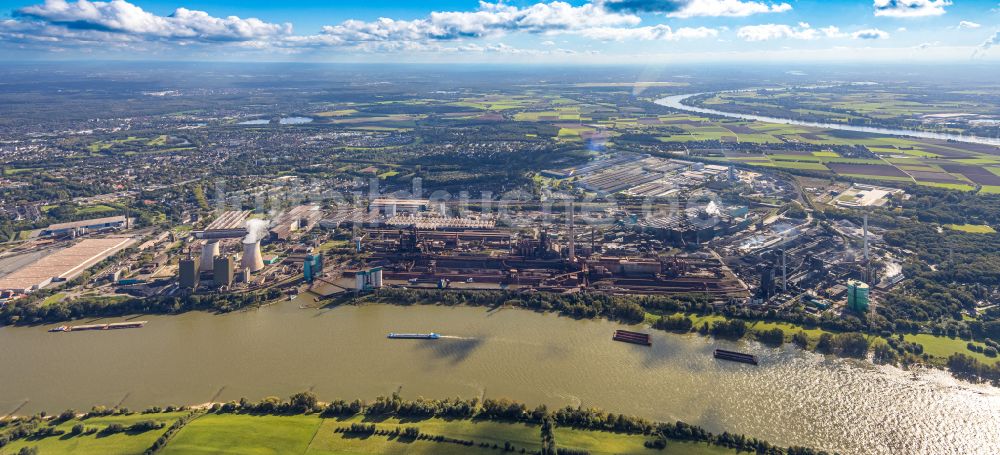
1, 303, 998, 454
655, 93, 1000, 147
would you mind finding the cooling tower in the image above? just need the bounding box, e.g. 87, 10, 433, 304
242, 240, 265, 273
200, 241, 220, 271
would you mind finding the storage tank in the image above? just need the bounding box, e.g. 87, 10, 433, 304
242, 240, 265, 273
371, 267, 383, 288
355, 270, 369, 290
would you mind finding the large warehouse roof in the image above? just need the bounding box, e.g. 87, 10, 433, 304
0, 237, 135, 292
44, 215, 126, 232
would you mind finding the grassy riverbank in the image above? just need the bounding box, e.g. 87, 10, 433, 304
0, 411, 186, 455
158, 414, 732, 455
648, 311, 999, 367
1, 407, 762, 455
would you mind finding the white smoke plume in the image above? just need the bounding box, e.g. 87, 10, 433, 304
244, 219, 270, 244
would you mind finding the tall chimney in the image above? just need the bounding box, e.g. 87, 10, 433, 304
863, 212, 870, 282
242, 240, 264, 273
781, 249, 787, 292
863, 212, 869, 263
568, 201, 575, 262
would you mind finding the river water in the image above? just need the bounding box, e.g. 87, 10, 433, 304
655, 93, 1000, 147
0, 303, 997, 454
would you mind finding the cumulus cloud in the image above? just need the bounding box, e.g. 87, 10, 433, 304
873, 0, 951, 18
958, 21, 981, 29
977, 31, 1000, 55
577, 24, 718, 41
852, 28, 889, 39
736, 22, 843, 41
14, 0, 291, 41
600, 0, 790, 18
315, 1, 639, 44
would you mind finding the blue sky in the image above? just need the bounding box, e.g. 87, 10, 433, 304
1, 0, 998, 62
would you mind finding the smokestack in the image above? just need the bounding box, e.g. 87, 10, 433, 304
863, 212, 870, 282
568, 201, 575, 262
242, 240, 264, 273
782, 249, 787, 292
200, 240, 220, 271
863, 212, 869, 263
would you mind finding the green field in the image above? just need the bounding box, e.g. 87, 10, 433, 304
162, 414, 320, 455
39, 292, 66, 306
903, 333, 997, 364
0, 412, 186, 455
554, 427, 730, 455
945, 224, 997, 234
4, 412, 748, 455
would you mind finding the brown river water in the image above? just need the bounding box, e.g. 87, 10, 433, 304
0, 302, 997, 454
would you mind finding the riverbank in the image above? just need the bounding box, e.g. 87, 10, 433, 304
0, 394, 804, 455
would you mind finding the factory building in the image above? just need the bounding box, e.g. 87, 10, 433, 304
303, 253, 323, 284
353, 267, 383, 291
847, 279, 870, 312
385, 215, 496, 230
371, 198, 428, 214
40, 215, 128, 237
179, 258, 199, 289
637, 203, 751, 245
214, 256, 235, 287
269, 205, 323, 241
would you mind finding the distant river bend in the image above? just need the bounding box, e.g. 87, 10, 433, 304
655, 93, 1000, 147
0, 303, 998, 455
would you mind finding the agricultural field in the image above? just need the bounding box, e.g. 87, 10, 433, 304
3, 412, 741, 455
0, 411, 186, 455
945, 223, 997, 234
693, 86, 1000, 138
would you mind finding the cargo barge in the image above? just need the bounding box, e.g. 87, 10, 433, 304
713, 349, 758, 365
612, 329, 652, 346
387, 332, 440, 339
49, 321, 147, 332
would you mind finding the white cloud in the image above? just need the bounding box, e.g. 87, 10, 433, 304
819, 26, 848, 38
737, 22, 845, 41
14, 0, 291, 41
958, 21, 981, 29
852, 28, 889, 39
599, 0, 791, 18
977, 31, 1000, 56
317, 1, 640, 44
742, 26, 890, 42
576, 24, 718, 41
873, 0, 951, 18
737, 23, 880, 41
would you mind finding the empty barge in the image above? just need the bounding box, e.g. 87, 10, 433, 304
49, 321, 147, 332
613, 329, 652, 346
713, 349, 758, 365
387, 332, 440, 339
